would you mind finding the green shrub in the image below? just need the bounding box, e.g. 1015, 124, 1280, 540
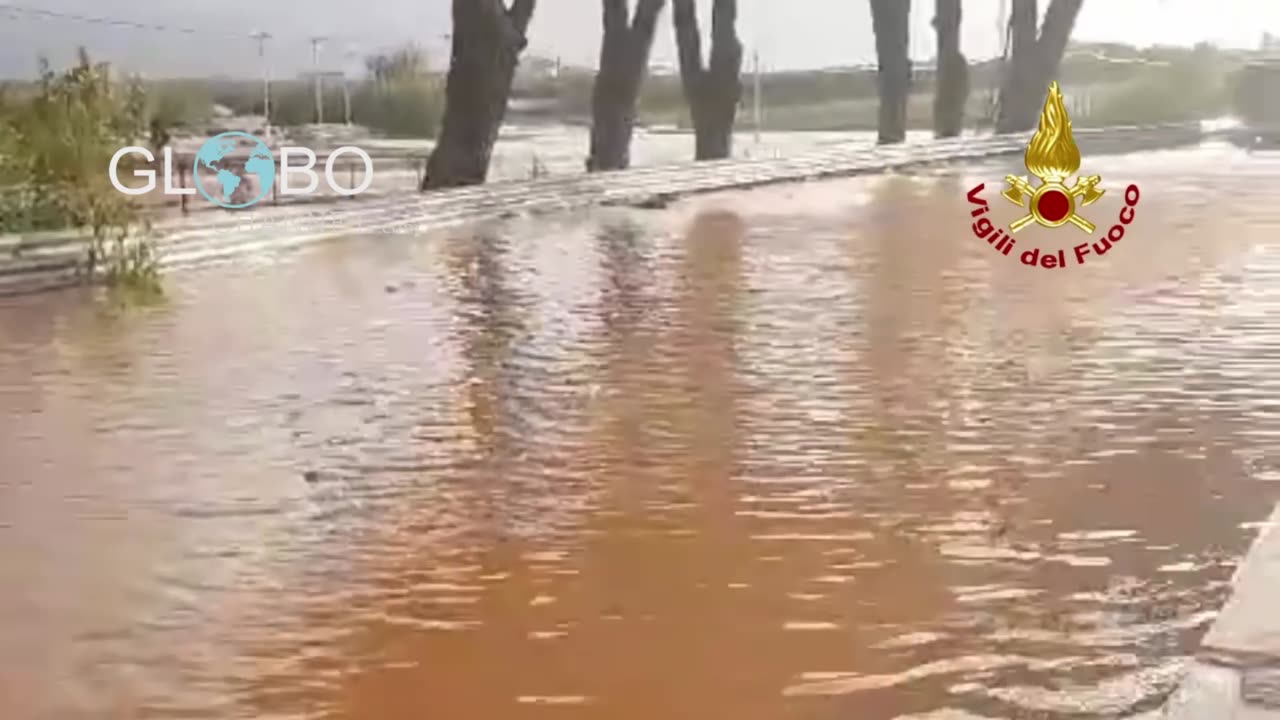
0, 50, 160, 292
1088, 44, 1235, 126
353, 45, 441, 138
1233, 63, 1280, 126
148, 81, 214, 130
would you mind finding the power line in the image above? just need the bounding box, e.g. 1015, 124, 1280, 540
0, 3, 241, 39
0, 3, 401, 48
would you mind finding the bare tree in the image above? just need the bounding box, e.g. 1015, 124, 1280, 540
587, 0, 667, 172
422, 0, 535, 190
932, 0, 968, 138
869, 0, 912, 144
672, 0, 743, 160
996, 0, 1084, 133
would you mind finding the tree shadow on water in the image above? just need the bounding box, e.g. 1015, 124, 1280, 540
440, 226, 532, 532
595, 218, 654, 340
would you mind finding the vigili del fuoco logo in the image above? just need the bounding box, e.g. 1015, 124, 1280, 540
966, 81, 1141, 269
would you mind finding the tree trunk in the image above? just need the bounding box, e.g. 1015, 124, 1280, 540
996, 0, 1040, 134
672, 0, 743, 161
587, 0, 667, 172
1032, 0, 1084, 97
932, 0, 968, 138
869, 0, 912, 144
995, 0, 1084, 134
422, 0, 535, 190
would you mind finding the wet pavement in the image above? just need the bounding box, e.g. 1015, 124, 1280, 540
2, 145, 1280, 719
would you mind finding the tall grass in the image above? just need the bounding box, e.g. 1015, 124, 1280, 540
1087, 44, 1236, 126
352, 80, 441, 138
353, 45, 441, 138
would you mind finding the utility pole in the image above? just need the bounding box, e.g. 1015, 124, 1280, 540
251, 31, 272, 133
342, 46, 358, 126
310, 36, 327, 125
342, 77, 352, 126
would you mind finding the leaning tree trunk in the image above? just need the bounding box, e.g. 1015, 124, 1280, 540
996, 0, 1040, 134
673, 0, 743, 161
995, 0, 1084, 134
932, 0, 969, 138
1032, 0, 1085, 98
587, 0, 667, 172
869, 0, 912, 144
422, 0, 535, 190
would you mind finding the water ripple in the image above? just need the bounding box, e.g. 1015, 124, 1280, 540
0, 145, 1278, 719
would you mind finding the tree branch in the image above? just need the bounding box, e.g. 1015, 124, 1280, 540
629, 0, 667, 72
603, 0, 629, 38
673, 0, 706, 87
631, 0, 667, 34
707, 0, 742, 84
1033, 0, 1084, 85
507, 0, 537, 35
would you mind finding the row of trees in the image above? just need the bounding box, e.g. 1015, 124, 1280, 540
868, 0, 1084, 139
422, 0, 1085, 189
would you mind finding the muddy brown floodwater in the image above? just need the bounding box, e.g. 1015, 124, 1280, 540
3, 145, 1280, 720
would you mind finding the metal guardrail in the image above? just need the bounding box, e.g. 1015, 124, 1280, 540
0, 123, 1207, 297
138, 151, 428, 214
0, 151, 430, 216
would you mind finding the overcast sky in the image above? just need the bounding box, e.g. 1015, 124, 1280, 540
2, 0, 1279, 79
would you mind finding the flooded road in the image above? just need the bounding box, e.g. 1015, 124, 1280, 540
2, 144, 1280, 720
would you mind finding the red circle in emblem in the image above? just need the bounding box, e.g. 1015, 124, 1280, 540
1037, 189, 1071, 223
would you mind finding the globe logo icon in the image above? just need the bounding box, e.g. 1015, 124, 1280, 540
193, 131, 276, 209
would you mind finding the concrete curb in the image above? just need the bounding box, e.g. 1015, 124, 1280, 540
1165, 504, 1280, 718
0, 124, 1204, 297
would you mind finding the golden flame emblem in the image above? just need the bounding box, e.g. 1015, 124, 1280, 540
1002, 82, 1104, 233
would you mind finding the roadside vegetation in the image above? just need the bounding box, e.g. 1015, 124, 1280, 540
512, 40, 1244, 133
354, 46, 443, 139
1234, 60, 1280, 128
208, 45, 443, 139
0, 49, 161, 295
0, 44, 445, 296
1086, 43, 1238, 126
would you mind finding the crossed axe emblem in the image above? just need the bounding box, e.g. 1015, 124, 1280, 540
1001, 174, 1105, 234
